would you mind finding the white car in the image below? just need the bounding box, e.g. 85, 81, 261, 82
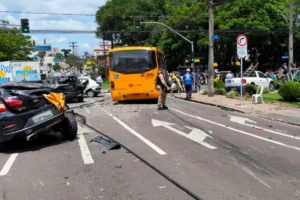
79, 77, 101, 97
225, 71, 275, 91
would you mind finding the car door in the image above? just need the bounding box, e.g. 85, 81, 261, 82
258, 72, 269, 88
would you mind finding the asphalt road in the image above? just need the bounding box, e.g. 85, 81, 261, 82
1, 94, 300, 200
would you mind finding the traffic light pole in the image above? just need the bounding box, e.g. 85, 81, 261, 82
141, 21, 195, 89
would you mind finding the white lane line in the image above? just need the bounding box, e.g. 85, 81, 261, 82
84, 107, 91, 114
238, 164, 272, 189
78, 132, 94, 164
100, 108, 167, 155
0, 153, 18, 176
170, 108, 300, 152
229, 115, 300, 141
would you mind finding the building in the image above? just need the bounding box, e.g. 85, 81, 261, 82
94, 44, 111, 57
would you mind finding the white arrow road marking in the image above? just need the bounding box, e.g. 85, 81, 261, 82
170, 108, 300, 152
0, 153, 18, 176
228, 115, 300, 141
152, 119, 217, 150
185, 126, 217, 149
100, 108, 166, 155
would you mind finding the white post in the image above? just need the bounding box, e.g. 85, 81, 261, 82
240, 58, 243, 105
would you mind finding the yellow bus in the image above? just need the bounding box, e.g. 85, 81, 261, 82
109, 46, 165, 101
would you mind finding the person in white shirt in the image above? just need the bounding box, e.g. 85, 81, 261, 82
96, 75, 103, 86
226, 71, 233, 79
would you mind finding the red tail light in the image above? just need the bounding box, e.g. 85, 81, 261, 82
111, 81, 115, 90
242, 79, 247, 84
4, 97, 23, 107
0, 102, 7, 112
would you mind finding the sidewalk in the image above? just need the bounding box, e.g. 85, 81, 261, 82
174, 93, 300, 127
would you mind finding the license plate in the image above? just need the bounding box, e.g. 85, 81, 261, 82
226, 80, 231, 83
132, 94, 140, 97
32, 110, 53, 123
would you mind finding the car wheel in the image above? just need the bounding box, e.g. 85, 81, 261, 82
269, 82, 275, 92
87, 90, 95, 98
94, 92, 99, 97
77, 97, 84, 102
60, 112, 78, 141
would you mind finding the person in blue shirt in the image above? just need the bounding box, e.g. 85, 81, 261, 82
183, 68, 193, 100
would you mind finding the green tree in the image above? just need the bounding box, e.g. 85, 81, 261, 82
53, 63, 61, 71
0, 27, 33, 61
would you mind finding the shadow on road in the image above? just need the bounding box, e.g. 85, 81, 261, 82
1, 132, 73, 154
114, 99, 157, 105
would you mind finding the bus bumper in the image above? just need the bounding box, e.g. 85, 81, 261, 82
111, 90, 159, 101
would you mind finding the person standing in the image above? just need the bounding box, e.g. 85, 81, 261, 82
96, 74, 103, 87
226, 71, 233, 79
183, 69, 193, 100
156, 68, 170, 110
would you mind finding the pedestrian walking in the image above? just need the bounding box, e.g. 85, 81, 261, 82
156, 68, 170, 110
195, 73, 201, 92
183, 69, 193, 100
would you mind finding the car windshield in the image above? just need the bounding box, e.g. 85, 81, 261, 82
110, 50, 156, 74
57, 76, 79, 84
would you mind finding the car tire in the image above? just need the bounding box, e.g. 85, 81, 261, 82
60, 112, 78, 141
269, 82, 275, 92
94, 92, 99, 97
77, 97, 84, 102
86, 90, 95, 98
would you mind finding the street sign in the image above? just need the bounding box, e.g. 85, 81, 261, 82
237, 34, 248, 59
282, 56, 290, 59
236, 34, 248, 106
212, 35, 219, 40
35, 45, 51, 51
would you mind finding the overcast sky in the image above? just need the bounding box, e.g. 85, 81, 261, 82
0, 0, 108, 56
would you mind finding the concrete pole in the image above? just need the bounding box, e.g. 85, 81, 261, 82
289, 0, 294, 70
208, 0, 214, 97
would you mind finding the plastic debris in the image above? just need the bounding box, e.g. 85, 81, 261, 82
102, 147, 106, 154
256, 128, 264, 130
91, 136, 121, 150
268, 125, 273, 128
114, 165, 122, 169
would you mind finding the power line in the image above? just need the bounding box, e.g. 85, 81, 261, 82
0, 10, 290, 19
0, 10, 94, 16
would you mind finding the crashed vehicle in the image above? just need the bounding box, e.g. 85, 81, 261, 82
0, 82, 77, 151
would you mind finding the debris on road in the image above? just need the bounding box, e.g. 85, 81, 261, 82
268, 137, 273, 140
114, 165, 122, 169
102, 148, 106, 154
91, 136, 121, 150
159, 186, 167, 189
256, 128, 264, 130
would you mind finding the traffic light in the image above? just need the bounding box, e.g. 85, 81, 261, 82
134, 17, 141, 30
191, 53, 195, 63
21, 19, 30, 33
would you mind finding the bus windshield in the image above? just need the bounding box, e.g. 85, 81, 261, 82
110, 50, 156, 74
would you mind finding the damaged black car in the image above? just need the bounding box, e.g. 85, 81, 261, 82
0, 82, 77, 151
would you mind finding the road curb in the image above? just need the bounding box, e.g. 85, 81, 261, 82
174, 96, 247, 114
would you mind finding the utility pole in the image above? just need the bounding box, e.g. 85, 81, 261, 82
289, 0, 294, 71
69, 42, 78, 55
208, 0, 214, 97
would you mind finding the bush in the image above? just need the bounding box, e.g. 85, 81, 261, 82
278, 82, 300, 101
245, 84, 257, 95
214, 88, 226, 95
273, 79, 280, 90
203, 89, 208, 95
226, 90, 239, 99
214, 81, 225, 89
